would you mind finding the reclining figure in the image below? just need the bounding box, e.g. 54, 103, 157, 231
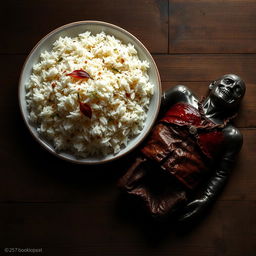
118, 74, 246, 221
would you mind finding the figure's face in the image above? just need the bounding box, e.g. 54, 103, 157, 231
209, 74, 245, 109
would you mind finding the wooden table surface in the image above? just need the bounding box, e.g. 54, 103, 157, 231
1, 0, 256, 255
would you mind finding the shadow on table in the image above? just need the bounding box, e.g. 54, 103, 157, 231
114, 192, 211, 247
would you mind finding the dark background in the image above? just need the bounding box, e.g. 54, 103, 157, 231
1, 0, 256, 255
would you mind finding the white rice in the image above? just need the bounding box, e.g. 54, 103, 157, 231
26, 31, 154, 157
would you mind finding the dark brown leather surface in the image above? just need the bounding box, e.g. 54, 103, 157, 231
142, 123, 208, 189
118, 157, 187, 216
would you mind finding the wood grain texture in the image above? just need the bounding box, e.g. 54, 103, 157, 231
153, 54, 256, 82
1, 0, 168, 54
1, 201, 256, 256
169, 0, 256, 53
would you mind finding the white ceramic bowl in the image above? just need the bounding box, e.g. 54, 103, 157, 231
19, 21, 162, 164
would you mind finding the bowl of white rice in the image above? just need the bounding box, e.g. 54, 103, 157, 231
19, 21, 161, 164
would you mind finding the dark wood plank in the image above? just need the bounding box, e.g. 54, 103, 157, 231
1, 201, 256, 255
162, 82, 256, 128
1, 0, 168, 54
169, 0, 256, 53
153, 54, 256, 82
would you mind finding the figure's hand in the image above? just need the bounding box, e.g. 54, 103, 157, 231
178, 196, 209, 222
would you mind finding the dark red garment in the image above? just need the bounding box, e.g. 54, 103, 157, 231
119, 102, 226, 215
161, 103, 224, 159
142, 103, 225, 189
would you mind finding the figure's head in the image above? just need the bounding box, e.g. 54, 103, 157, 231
209, 74, 246, 110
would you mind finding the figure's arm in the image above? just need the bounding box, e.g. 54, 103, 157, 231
179, 126, 243, 221
160, 85, 198, 114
